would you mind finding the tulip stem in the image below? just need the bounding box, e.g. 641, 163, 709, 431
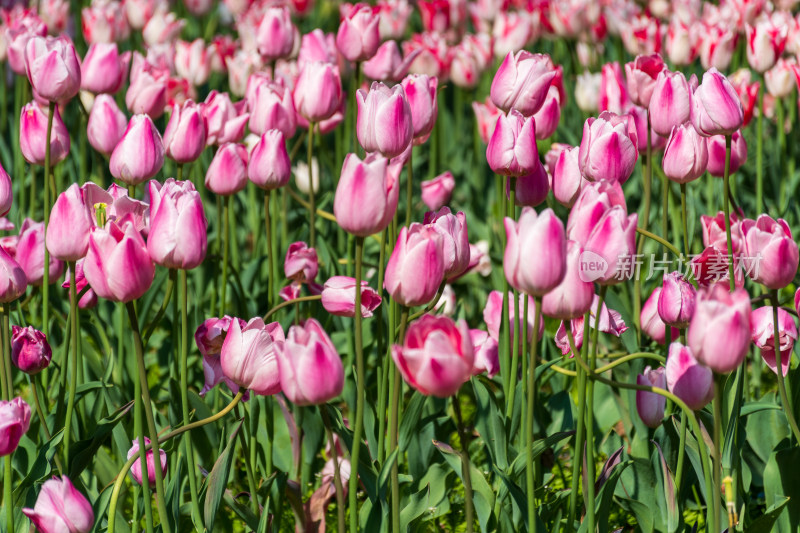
452, 391, 474, 533
526, 297, 542, 533
262, 295, 322, 321
772, 291, 800, 445
499, 176, 511, 412
265, 191, 275, 307
220, 196, 230, 316
722, 134, 735, 291
107, 391, 245, 533
405, 150, 413, 227
756, 88, 764, 214
235, 403, 260, 514
680, 183, 690, 256
42, 101, 54, 339
636, 227, 682, 258
308, 123, 316, 248
30, 376, 51, 439
63, 262, 79, 470
565, 316, 589, 533
321, 407, 346, 533
505, 291, 520, 430
1, 307, 11, 398
125, 302, 172, 533
390, 306, 409, 533
586, 286, 606, 533
635, 112, 653, 342
675, 413, 687, 498
177, 163, 183, 182
133, 324, 155, 533
712, 376, 724, 531
142, 270, 176, 348
179, 269, 203, 529
4, 455, 12, 533
348, 236, 365, 533
661, 173, 670, 252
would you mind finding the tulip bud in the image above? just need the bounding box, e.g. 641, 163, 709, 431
742, 214, 799, 290
649, 70, 694, 137
0, 248, 28, 303
662, 123, 709, 183
46, 183, 95, 262
552, 145, 586, 208
16, 219, 63, 286
470, 329, 499, 378
706, 132, 747, 177
25, 35, 81, 103
335, 3, 381, 62
566, 180, 627, 246
203, 90, 249, 146
257, 7, 295, 61
765, 57, 796, 98
109, 114, 165, 186
0, 397, 31, 456
163, 101, 207, 164
247, 79, 296, 138
486, 110, 538, 177
636, 366, 666, 428
401, 74, 438, 143
321, 276, 382, 318
746, 18, 788, 73
23, 476, 93, 533
688, 284, 752, 374
625, 54, 665, 108
0, 164, 12, 217
87, 94, 128, 156
424, 207, 470, 280
84, 220, 155, 302
277, 319, 344, 405
514, 161, 549, 208
420, 171, 455, 211
206, 143, 248, 196
293, 61, 343, 123
357, 82, 413, 158
81, 42, 130, 94
125, 53, 169, 118
20, 102, 70, 166
658, 272, 696, 328
127, 438, 167, 488
504, 207, 567, 296
490, 51, 555, 117
391, 314, 474, 397
690, 68, 744, 137
334, 153, 401, 237
583, 207, 638, 285
385, 224, 445, 307
578, 111, 638, 183
750, 306, 797, 377
196, 316, 247, 396
248, 130, 291, 191
541, 241, 595, 320
148, 179, 208, 270
599, 62, 631, 115
220, 317, 284, 396
665, 342, 713, 410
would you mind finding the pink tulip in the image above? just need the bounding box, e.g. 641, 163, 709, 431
375, 0, 412, 39
658, 272, 696, 328
81, 0, 129, 44
746, 17, 788, 72
641, 287, 677, 345
334, 153, 401, 237
391, 314, 474, 397
19, 102, 70, 166
87, 94, 128, 156
24, 35, 81, 103
125, 53, 169, 118
46, 184, 95, 262
23, 476, 93, 533
0, 397, 31, 456
532, 86, 561, 140
124, 0, 160, 30
385, 224, 445, 307
109, 114, 165, 186
729, 69, 760, 127
293, 61, 343, 123
147, 179, 208, 270
424, 207, 470, 280
0, 164, 11, 217
706, 132, 747, 177
0, 248, 28, 303
486, 110, 538, 177
662, 123, 709, 184
690, 68, 744, 137
625, 54, 665, 108
277, 319, 344, 405
16, 219, 63, 286
552, 146, 586, 208
492, 11, 532, 59
81, 42, 130, 94
357, 82, 413, 158
542, 241, 594, 320
4, 13, 47, 76
203, 91, 249, 146
566, 180, 626, 246
248, 130, 291, 191
555, 295, 628, 354
246, 78, 296, 138
470, 329, 499, 378
220, 317, 284, 396
321, 276, 382, 318
688, 284, 752, 374
484, 291, 544, 347
698, 24, 736, 72
335, 3, 380, 62
61, 260, 98, 310
742, 214, 799, 290
297, 28, 337, 66
257, 7, 295, 61
490, 51, 555, 117
627, 105, 667, 154
689, 246, 745, 289
421, 171, 455, 211
702, 211, 745, 255
174, 39, 212, 87
472, 97, 502, 144
142, 7, 184, 46
578, 111, 638, 184
636, 366, 666, 428
649, 70, 694, 137
765, 57, 796, 98
195, 316, 247, 396
504, 207, 567, 296
665, 342, 714, 410
665, 21, 697, 67
514, 162, 549, 208
599, 62, 631, 115
206, 143, 248, 196
163, 101, 207, 164
400, 74, 438, 143
127, 438, 167, 488
84, 219, 155, 302
751, 306, 797, 377
583, 207, 638, 285
362, 40, 418, 83
284, 241, 318, 284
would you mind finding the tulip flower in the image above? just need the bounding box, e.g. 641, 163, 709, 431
5, 15, 47, 76
16, 219, 63, 286
46, 183, 95, 262
513, 162, 549, 208
335, 3, 380, 62
277, 319, 344, 405
689, 246, 745, 289
688, 284, 752, 374
421, 171, 455, 211
424, 208, 470, 280
19, 102, 70, 166
334, 153, 401, 237
109, 114, 165, 186
248, 130, 291, 191
658, 272, 696, 328
257, 6, 295, 61
321, 276, 382, 318
690, 68, 744, 137
599, 62, 631, 115
729, 68, 760, 127
742, 214, 799, 290
127, 437, 167, 487
751, 306, 797, 377
627, 105, 667, 154
87, 94, 128, 156
492, 11, 531, 59
125, 53, 169, 118
765, 57, 796, 98
698, 24, 736, 72
148, 179, 208, 270
554, 295, 628, 355
0, 247, 28, 303
578, 111, 638, 183
486, 110, 538, 177
203, 91, 249, 146
163, 101, 207, 164
583, 207, 638, 285
357, 82, 413, 158
391, 314, 474, 398
81, 42, 130, 94
662, 123, 709, 183
746, 17, 788, 73
220, 317, 284, 396
61, 260, 98, 310
293, 61, 343, 123
81, 0, 129, 44
484, 291, 544, 347
665, 342, 713, 410
702, 211, 744, 255
400, 74, 438, 143
472, 97, 502, 144
142, 6, 184, 46
247, 79, 296, 138
0, 397, 31, 456
706, 132, 747, 177
0, 164, 11, 217
84, 219, 155, 302
625, 54, 665, 108
363, 40, 418, 83
531, 86, 561, 141
636, 366, 667, 428
641, 287, 676, 345
552, 146, 586, 208
504, 207, 566, 296
385, 224, 445, 307
284, 241, 318, 284
649, 70, 694, 137
566, 180, 626, 246
23, 476, 93, 533
196, 316, 247, 396
490, 51, 555, 116
470, 329, 499, 378
24, 35, 81, 102
206, 143, 248, 196
665, 21, 697, 66
542, 241, 595, 320
575, 71, 601, 113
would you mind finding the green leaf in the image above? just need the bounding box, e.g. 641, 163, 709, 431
434, 440, 495, 532
472, 377, 508, 470
746, 496, 790, 533
69, 400, 134, 478
203, 419, 243, 529
508, 430, 575, 479
14, 429, 64, 500
652, 441, 679, 533
580, 460, 632, 533
398, 392, 426, 452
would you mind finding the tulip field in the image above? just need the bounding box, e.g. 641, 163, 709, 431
5, 0, 800, 532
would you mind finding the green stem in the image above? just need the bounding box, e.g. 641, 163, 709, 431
661, 173, 669, 251
526, 297, 541, 533
262, 295, 322, 321
63, 263, 79, 468
680, 183, 689, 256
405, 150, 413, 227
565, 317, 588, 533
585, 287, 606, 532
722, 134, 735, 291
133, 332, 154, 533
322, 407, 346, 533
125, 302, 172, 533
675, 413, 687, 498
4, 456, 12, 533
712, 377, 724, 532
505, 290, 520, 427
636, 227, 682, 258
1, 304, 10, 533
499, 177, 511, 406
142, 271, 176, 347
220, 196, 230, 315
593, 352, 666, 373
756, 88, 764, 213
308, 124, 316, 248
236, 403, 260, 514
177, 163, 183, 182
43, 101, 54, 338
348, 236, 365, 533
635, 113, 653, 341
390, 308, 409, 533
452, 392, 474, 533
772, 291, 800, 444
265, 191, 275, 308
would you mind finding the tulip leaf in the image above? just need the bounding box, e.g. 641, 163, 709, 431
68, 400, 134, 479
508, 430, 575, 479
434, 439, 495, 532
745, 496, 790, 533
203, 418, 243, 530
398, 392, 426, 452
578, 460, 632, 533
14, 428, 64, 501
472, 376, 508, 469
652, 440, 679, 533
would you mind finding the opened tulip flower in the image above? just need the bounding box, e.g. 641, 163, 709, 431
504, 207, 566, 296
742, 214, 799, 290
19, 102, 70, 166
220, 317, 284, 396
284, 241, 318, 283
384, 223, 445, 307
109, 114, 165, 186
750, 306, 797, 377
356, 82, 413, 158
127, 438, 168, 488
277, 319, 344, 405
84, 219, 155, 302
578, 111, 638, 183
636, 366, 667, 428
688, 284, 752, 374
23, 476, 93, 533
321, 276, 382, 318
424, 207, 470, 280
0, 397, 31, 456
490, 50, 555, 116
147, 179, 208, 270
24, 35, 81, 102
334, 153, 401, 237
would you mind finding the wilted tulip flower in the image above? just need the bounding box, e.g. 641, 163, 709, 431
490, 51, 555, 117
357, 82, 413, 158
81, 42, 130, 94
203, 90, 249, 146
248, 130, 291, 191
665, 342, 713, 410
206, 143, 248, 196
293, 61, 342, 123
87, 94, 128, 156
0, 397, 31, 456
742, 215, 799, 290
583, 207, 638, 285
277, 319, 344, 405
578, 111, 638, 183
662, 123, 708, 183
23, 476, 93, 533
109, 114, 165, 186
391, 314, 474, 398
424, 208, 470, 280
542, 241, 595, 320
750, 306, 797, 377
163, 101, 208, 164
470, 329, 499, 378
127, 437, 167, 488
504, 208, 566, 296
690, 68, 744, 137
486, 110, 538, 177
84, 219, 155, 302
706, 132, 747, 177
24, 35, 81, 103
401, 74, 438, 143
321, 276, 382, 318
658, 272, 696, 328
196, 316, 247, 396
649, 70, 694, 137
688, 284, 752, 374
257, 7, 295, 61
19, 102, 70, 166
335, 3, 380, 62
636, 366, 667, 428
421, 171, 455, 211
334, 153, 401, 237
625, 54, 665, 108
46, 183, 95, 262
220, 317, 284, 396
148, 179, 208, 270
385, 224, 445, 307
16, 219, 63, 286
